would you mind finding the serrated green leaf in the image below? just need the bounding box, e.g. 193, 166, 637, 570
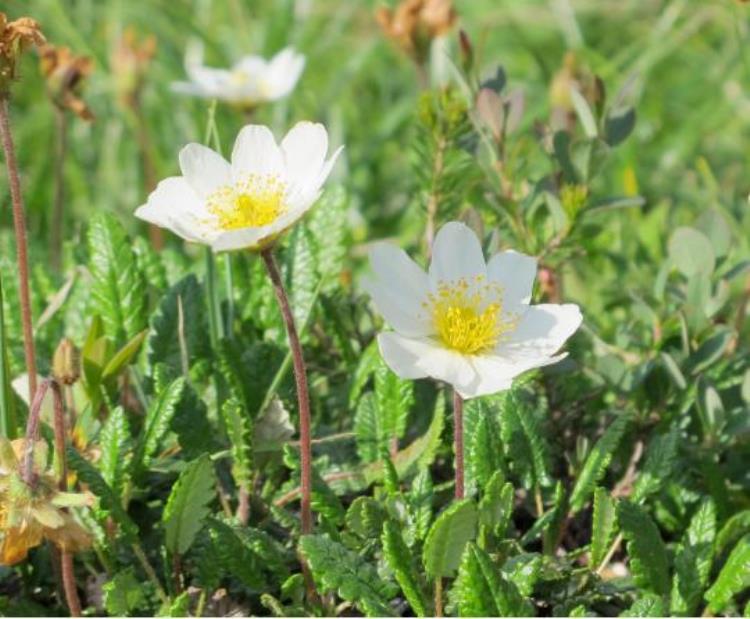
591, 487, 616, 568
99, 406, 130, 495
147, 274, 210, 379
66, 446, 138, 540
621, 594, 666, 617
300, 534, 397, 616
382, 520, 428, 617
479, 472, 513, 542
103, 568, 145, 616
499, 391, 550, 488
221, 397, 253, 489
374, 360, 414, 442
617, 500, 670, 596
632, 427, 679, 504
101, 329, 148, 381
88, 212, 147, 345
163, 454, 215, 555
134, 377, 185, 471
346, 496, 387, 539
705, 534, 750, 613
407, 468, 433, 542
423, 499, 478, 579
451, 543, 533, 617
466, 401, 505, 495
570, 415, 629, 513
671, 499, 716, 616
502, 553, 541, 597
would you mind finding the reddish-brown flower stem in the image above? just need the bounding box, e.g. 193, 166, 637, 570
0, 97, 37, 399
22, 378, 52, 487
260, 248, 313, 534
51, 380, 82, 616
453, 389, 465, 499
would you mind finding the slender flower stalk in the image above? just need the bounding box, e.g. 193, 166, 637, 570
261, 249, 313, 533
50, 106, 67, 271
0, 98, 37, 400
452, 389, 464, 499
50, 381, 82, 616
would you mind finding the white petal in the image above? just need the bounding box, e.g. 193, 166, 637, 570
378, 332, 475, 388
499, 303, 582, 361
487, 250, 537, 306
135, 177, 215, 244
429, 221, 486, 289
458, 353, 567, 399
231, 125, 284, 179
364, 243, 431, 337
178, 144, 231, 198
285, 144, 343, 212
281, 122, 328, 188
267, 48, 305, 97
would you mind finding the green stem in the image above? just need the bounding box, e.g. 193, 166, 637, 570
132, 542, 168, 604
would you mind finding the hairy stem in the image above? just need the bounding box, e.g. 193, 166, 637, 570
51, 381, 82, 616
261, 249, 313, 534
50, 107, 68, 272
0, 97, 37, 400
453, 389, 465, 499
434, 577, 443, 617
22, 378, 51, 487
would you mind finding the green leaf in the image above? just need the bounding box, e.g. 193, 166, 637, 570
617, 500, 670, 596
306, 186, 349, 292
688, 328, 733, 376
88, 212, 147, 345
451, 543, 533, 617
631, 427, 679, 504
134, 377, 185, 471
103, 568, 145, 616
604, 107, 636, 146
705, 534, 750, 613
671, 499, 716, 616
499, 391, 550, 488
163, 454, 215, 555
423, 499, 478, 579
284, 224, 319, 332
466, 400, 505, 495
221, 397, 253, 489
622, 594, 666, 617
147, 274, 210, 379
407, 468, 434, 542
101, 329, 148, 381
479, 472, 514, 542
99, 406, 130, 495
346, 497, 387, 539
382, 520, 428, 617
66, 446, 138, 540
502, 553, 542, 597
570, 415, 629, 513
668, 226, 715, 277
590, 487, 617, 568
570, 88, 598, 138
374, 360, 414, 443
299, 534, 397, 616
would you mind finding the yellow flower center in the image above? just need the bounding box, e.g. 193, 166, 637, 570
207, 174, 286, 230
428, 277, 516, 355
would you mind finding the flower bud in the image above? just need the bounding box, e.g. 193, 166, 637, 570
52, 338, 80, 386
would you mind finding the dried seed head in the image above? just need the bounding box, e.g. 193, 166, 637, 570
0, 12, 45, 95
110, 26, 156, 109
39, 44, 94, 120
377, 0, 457, 65
52, 338, 80, 386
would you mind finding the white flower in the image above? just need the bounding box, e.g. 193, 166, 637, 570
171, 44, 305, 107
364, 222, 583, 399
135, 122, 342, 252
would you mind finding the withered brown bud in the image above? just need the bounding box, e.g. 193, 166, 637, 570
52, 338, 80, 386
0, 12, 45, 95
39, 44, 94, 121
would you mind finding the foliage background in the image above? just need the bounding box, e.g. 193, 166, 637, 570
0, 0, 749, 616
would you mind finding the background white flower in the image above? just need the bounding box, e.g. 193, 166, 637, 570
364, 222, 583, 399
171, 43, 305, 106
135, 122, 342, 252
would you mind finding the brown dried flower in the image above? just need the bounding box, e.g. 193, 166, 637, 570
376, 0, 457, 65
0, 437, 92, 566
110, 27, 156, 109
0, 12, 45, 94
39, 43, 94, 121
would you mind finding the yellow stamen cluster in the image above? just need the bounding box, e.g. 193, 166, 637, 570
427, 276, 516, 355
207, 173, 286, 230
